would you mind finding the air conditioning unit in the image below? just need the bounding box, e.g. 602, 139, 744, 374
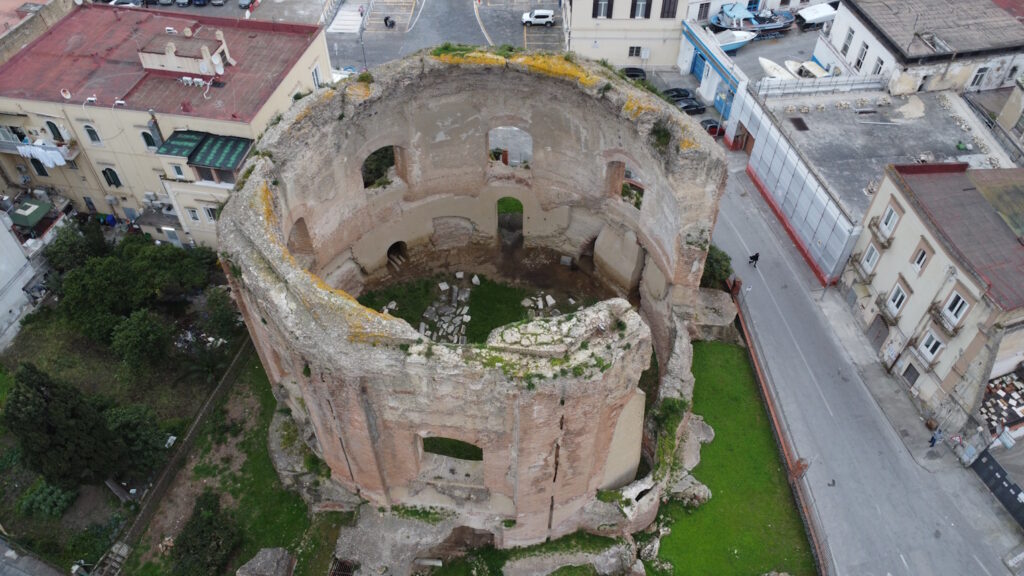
144, 192, 158, 202
19, 175, 30, 185
142, 199, 155, 208
105, 195, 118, 206
194, 79, 205, 88
182, 77, 194, 86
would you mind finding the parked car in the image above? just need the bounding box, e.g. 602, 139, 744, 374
175, 0, 190, 6
663, 87, 693, 100
239, 0, 254, 9
107, 0, 141, 6
676, 98, 706, 115
158, 0, 173, 5
194, 0, 207, 6
522, 9, 555, 26
620, 67, 646, 81
211, 0, 224, 6
700, 118, 723, 137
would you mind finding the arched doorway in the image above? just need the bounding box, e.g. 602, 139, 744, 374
496, 197, 523, 250
387, 241, 408, 270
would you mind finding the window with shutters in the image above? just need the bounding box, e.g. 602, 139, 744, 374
593, 0, 610, 18
660, 0, 678, 18
697, 2, 710, 20
628, 46, 641, 57
840, 28, 854, 56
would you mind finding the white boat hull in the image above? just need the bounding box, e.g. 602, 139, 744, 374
715, 30, 757, 52
759, 57, 797, 80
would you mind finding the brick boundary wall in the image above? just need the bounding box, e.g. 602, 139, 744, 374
730, 279, 836, 576
119, 336, 254, 547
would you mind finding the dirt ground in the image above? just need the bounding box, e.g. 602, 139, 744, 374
60, 485, 119, 532
134, 380, 259, 564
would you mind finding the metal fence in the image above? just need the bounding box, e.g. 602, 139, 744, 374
756, 74, 889, 99
733, 282, 836, 576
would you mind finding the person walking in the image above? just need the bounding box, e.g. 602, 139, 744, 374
748, 252, 760, 267
929, 429, 942, 448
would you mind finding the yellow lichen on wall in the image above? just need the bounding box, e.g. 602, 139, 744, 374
320, 88, 337, 102
678, 137, 698, 151
295, 107, 312, 123
432, 51, 508, 67
259, 181, 279, 230
623, 95, 657, 120
509, 54, 601, 88
346, 82, 371, 100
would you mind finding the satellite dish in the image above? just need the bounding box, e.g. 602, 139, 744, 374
60, 88, 71, 100
183, 28, 193, 38
74, 0, 83, 5
199, 61, 210, 75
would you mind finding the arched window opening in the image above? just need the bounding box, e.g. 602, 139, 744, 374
362, 146, 395, 188
46, 121, 62, 142
102, 167, 122, 188
487, 126, 532, 167
386, 241, 408, 270
496, 197, 523, 250
30, 158, 47, 177
141, 131, 156, 149
84, 125, 101, 144
287, 217, 316, 268
622, 164, 644, 209
423, 437, 483, 461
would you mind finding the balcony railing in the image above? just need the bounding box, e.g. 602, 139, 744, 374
868, 216, 894, 248
0, 137, 79, 162
906, 339, 939, 373
928, 301, 962, 338
852, 254, 876, 284
875, 294, 899, 326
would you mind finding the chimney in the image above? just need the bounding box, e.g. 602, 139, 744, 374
214, 30, 237, 66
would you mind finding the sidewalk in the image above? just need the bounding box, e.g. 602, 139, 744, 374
815, 287, 963, 474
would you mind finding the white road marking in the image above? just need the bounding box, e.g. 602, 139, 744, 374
973, 554, 995, 576
720, 206, 836, 418
472, 0, 494, 46
406, 0, 426, 32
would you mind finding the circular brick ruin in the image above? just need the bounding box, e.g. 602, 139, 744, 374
218, 50, 726, 549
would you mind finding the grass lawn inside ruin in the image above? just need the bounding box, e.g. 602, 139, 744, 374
655, 341, 815, 576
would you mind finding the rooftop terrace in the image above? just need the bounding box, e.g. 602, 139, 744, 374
0, 5, 320, 122
765, 90, 1010, 221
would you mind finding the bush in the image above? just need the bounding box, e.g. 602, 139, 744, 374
106, 404, 167, 477
199, 286, 240, 342
43, 221, 108, 274
17, 479, 77, 518
700, 244, 733, 289
303, 451, 331, 478
171, 491, 240, 576
422, 437, 483, 461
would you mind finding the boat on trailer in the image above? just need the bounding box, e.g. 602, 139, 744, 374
714, 29, 758, 52
784, 59, 831, 79
759, 57, 797, 80
710, 3, 795, 34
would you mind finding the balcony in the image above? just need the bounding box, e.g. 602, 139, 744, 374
0, 137, 79, 162
906, 339, 939, 373
928, 301, 962, 338
852, 253, 876, 284
875, 294, 900, 326
868, 216, 894, 248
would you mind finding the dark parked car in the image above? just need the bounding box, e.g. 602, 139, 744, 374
194, 0, 207, 6
662, 87, 693, 100
700, 118, 723, 137
620, 67, 646, 81
676, 98, 706, 115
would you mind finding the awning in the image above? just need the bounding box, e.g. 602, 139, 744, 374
155, 130, 253, 171
10, 198, 52, 228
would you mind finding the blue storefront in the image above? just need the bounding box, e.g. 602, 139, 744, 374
679, 21, 746, 120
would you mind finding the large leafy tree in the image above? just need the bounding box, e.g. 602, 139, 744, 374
171, 491, 240, 576
199, 286, 240, 342
2, 364, 115, 487
43, 221, 108, 274
111, 309, 172, 368
60, 256, 134, 342
105, 404, 165, 477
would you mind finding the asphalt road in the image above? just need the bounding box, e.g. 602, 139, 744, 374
713, 150, 1021, 576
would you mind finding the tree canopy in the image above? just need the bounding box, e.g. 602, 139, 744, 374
2, 364, 114, 487
171, 490, 240, 576
111, 309, 172, 368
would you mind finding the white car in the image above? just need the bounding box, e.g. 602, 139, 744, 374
522, 9, 555, 26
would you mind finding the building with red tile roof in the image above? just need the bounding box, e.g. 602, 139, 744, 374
0, 4, 329, 247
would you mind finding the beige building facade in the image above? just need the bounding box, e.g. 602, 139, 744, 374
842, 163, 1024, 432
0, 5, 330, 248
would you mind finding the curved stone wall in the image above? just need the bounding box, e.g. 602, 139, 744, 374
218, 50, 726, 547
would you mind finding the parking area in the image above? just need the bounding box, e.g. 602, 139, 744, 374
523, 21, 562, 50
119, 0, 330, 25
